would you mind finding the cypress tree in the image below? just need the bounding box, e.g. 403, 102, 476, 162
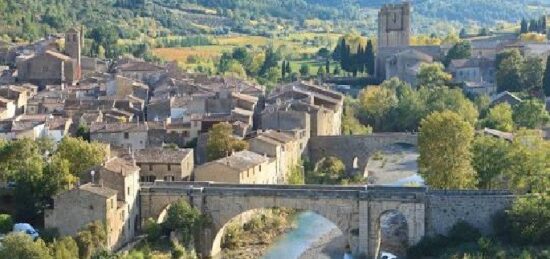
285, 61, 291, 75
521, 18, 528, 34
281, 60, 286, 79
365, 40, 375, 76
325, 59, 330, 76
543, 55, 550, 96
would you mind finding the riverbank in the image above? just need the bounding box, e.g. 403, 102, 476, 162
221, 209, 296, 258
299, 227, 347, 259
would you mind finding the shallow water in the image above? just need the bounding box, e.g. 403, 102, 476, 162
262, 211, 338, 259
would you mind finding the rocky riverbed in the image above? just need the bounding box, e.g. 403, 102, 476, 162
299, 228, 347, 259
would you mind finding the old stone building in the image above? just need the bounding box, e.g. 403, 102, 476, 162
194, 150, 277, 184
17, 28, 82, 86
265, 81, 343, 137
384, 49, 434, 85
45, 157, 140, 250
134, 147, 194, 182
90, 122, 149, 150
248, 130, 301, 183
378, 2, 411, 49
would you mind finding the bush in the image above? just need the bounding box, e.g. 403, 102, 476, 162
448, 221, 481, 244
144, 218, 162, 242
0, 214, 13, 234
222, 224, 242, 249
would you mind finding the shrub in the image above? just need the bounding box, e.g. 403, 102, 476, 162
221, 224, 242, 249
144, 218, 162, 242
0, 214, 13, 234
448, 221, 481, 244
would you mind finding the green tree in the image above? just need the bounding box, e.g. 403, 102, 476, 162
75, 221, 107, 259
444, 41, 472, 66
496, 50, 523, 92
0, 233, 52, 259
359, 85, 398, 130
418, 111, 477, 189
507, 194, 550, 244
206, 122, 248, 161
299, 63, 310, 77
521, 18, 529, 34
0, 214, 13, 234
505, 130, 550, 193
480, 103, 515, 132
365, 39, 375, 75
50, 236, 79, 259
512, 99, 550, 129
313, 156, 346, 184
520, 57, 544, 91
472, 136, 510, 189
425, 87, 479, 126
416, 63, 452, 88
317, 66, 326, 77
163, 200, 203, 246
259, 47, 280, 76
342, 97, 373, 135
54, 137, 106, 177
393, 82, 427, 131
543, 55, 550, 96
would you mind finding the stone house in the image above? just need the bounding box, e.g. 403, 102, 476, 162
266, 81, 343, 137
45, 157, 140, 250
194, 150, 277, 184
134, 147, 194, 182
0, 96, 16, 120
490, 91, 522, 107
0, 85, 33, 115
385, 49, 434, 86
44, 117, 73, 142
0, 120, 45, 140
116, 61, 165, 83
90, 122, 149, 150
448, 57, 496, 96
248, 130, 301, 183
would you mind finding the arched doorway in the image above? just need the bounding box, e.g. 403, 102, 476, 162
376, 210, 409, 258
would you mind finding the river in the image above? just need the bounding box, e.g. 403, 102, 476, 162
263, 146, 423, 259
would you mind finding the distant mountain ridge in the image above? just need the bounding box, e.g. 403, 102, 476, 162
0, 0, 548, 42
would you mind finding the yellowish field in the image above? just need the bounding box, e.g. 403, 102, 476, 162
152, 45, 233, 62
152, 33, 344, 65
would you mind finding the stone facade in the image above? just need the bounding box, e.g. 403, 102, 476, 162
134, 147, 194, 182
194, 150, 278, 184
378, 3, 411, 49
46, 157, 141, 251
90, 122, 149, 150
248, 130, 302, 183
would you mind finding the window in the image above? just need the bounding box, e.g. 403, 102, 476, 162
111, 199, 114, 209
167, 164, 171, 171
259, 165, 262, 172
149, 164, 153, 171
124, 132, 129, 139
127, 187, 130, 196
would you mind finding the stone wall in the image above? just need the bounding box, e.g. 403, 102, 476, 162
425, 190, 514, 236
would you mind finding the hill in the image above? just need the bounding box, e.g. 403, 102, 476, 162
0, 0, 548, 43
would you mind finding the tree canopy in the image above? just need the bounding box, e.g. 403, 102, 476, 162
419, 110, 476, 189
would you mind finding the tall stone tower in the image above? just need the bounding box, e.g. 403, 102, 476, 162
377, 2, 411, 49
65, 28, 81, 80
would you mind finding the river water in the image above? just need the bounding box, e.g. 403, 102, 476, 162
263, 147, 424, 259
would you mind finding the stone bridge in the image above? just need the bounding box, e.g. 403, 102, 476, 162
308, 133, 418, 174
140, 182, 513, 258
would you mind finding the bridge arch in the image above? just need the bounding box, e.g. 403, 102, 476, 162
308, 133, 418, 175
201, 193, 359, 257
209, 207, 348, 257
